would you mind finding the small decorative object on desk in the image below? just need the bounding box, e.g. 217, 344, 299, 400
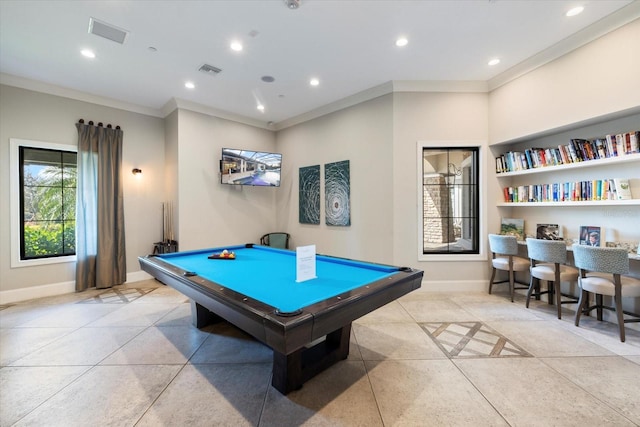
536, 223, 561, 240
208, 249, 236, 260
501, 218, 525, 242
579, 226, 603, 247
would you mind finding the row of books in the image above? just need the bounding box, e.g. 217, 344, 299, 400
502, 178, 633, 203
496, 131, 639, 174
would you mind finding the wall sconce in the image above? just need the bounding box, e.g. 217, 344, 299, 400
132, 168, 142, 175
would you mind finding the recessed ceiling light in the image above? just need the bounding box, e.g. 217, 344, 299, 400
310, 78, 320, 86
257, 104, 265, 111
395, 37, 408, 47
488, 58, 500, 66
81, 49, 95, 59
230, 41, 243, 52
566, 6, 584, 17
185, 81, 195, 89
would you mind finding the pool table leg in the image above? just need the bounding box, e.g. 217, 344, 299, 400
271, 323, 352, 394
191, 301, 224, 328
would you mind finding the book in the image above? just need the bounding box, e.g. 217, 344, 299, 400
536, 223, 561, 240
613, 178, 632, 200
579, 226, 602, 247
500, 218, 525, 242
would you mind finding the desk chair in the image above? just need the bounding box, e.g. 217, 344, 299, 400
525, 238, 579, 319
572, 244, 640, 342
488, 234, 530, 302
260, 232, 290, 249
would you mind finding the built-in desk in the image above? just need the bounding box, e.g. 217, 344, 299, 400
515, 242, 640, 280
510, 242, 639, 332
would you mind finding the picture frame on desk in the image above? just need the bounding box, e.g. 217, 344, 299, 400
579, 226, 602, 247
536, 223, 561, 240
501, 218, 525, 242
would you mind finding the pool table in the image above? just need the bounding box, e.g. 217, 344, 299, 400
139, 244, 423, 394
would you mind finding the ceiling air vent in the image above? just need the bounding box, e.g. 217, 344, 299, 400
199, 64, 222, 76
88, 17, 128, 44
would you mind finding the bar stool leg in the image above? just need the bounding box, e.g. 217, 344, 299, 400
575, 288, 587, 327
489, 267, 496, 295
614, 292, 626, 342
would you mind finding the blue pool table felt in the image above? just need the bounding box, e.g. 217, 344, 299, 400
158, 245, 398, 313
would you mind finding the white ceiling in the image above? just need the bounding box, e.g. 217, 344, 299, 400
1, 1, 638, 129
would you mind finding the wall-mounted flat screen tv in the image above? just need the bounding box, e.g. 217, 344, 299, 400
221, 148, 282, 187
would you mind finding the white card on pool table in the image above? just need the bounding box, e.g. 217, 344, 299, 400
296, 244, 317, 282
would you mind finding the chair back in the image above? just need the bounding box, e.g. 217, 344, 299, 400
260, 232, 290, 249
488, 234, 518, 256
572, 244, 629, 275
526, 238, 567, 264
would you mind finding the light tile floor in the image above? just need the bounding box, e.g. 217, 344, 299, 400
1, 280, 639, 426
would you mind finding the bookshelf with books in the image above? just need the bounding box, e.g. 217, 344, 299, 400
495, 131, 640, 176
491, 111, 640, 269
493, 127, 640, 207
498, 177, 638, 206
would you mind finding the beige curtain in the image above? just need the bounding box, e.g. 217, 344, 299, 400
75, 120, 126, 291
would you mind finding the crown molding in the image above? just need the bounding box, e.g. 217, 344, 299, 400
488, 3, 640, 91
163, 98, 272, 130
0, 73, 164, 118
275, 82, 394, 131
392, 80, 488, 93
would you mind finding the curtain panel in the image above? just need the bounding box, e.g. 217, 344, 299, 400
75, 121, 126, 291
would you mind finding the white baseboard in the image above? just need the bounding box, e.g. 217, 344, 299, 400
0, 280, 75, 304
419, 280, 488, 293
126, 270, 153, 283
0, 270, 155, 304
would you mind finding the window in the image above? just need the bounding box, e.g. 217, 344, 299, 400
419, 144, 481, 258
10, 139, 77, 267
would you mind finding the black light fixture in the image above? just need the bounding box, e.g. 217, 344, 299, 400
132, 168, 142, 175
445, 163, 461, 187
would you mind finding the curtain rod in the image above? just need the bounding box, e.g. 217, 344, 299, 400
78, 118, 121, 130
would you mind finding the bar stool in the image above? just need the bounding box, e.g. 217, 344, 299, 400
488, 234, 530, 302
572, 244, 640, 342
525, 238, 579, 319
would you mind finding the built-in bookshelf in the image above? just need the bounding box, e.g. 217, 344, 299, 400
495, 132, 639, 175
496, 199, 640, 207
496, 151, 640, 178
494, 131, 639, 207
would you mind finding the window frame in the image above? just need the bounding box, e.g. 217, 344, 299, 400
10, 138, 77, 268
416, 140, 486, 262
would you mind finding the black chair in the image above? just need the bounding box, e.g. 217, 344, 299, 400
260, 232, 290, 249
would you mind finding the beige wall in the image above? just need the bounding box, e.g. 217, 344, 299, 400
276, 94, 394, 263
164, 110, 179, 243
175, 109, 278, 250
392, 92, 489, 287
487, 19, 640, 245
0, 85, 165, 301
489, 18, 640, 144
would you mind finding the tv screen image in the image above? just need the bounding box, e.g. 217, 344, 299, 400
221, 148, 282, 187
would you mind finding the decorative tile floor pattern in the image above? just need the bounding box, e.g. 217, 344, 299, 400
77, 288, 155, 304
2, 282, 640, 426
421, 322, 533, 358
